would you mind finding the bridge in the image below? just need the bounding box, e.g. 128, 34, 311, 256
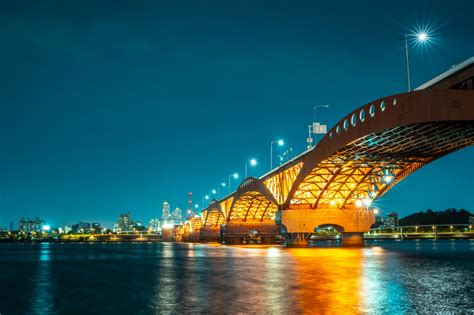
178, 57, 474, 246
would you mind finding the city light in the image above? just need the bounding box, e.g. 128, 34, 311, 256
211, 189, 217, 194
194, 204, 199, 209
373, 209, 379, 215
355, 200, 363, 207
233, 173, 239, 179
417, 32, 428, 41
250, 159, 257, 166
329, 200, 336, 207
42, 225, 51, 232
278, 139, 284, 146
205, 195, 209, 200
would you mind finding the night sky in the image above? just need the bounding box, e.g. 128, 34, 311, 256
1, 0, 473, 228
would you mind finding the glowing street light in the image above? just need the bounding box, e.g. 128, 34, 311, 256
405, 31, 430, 92
217, 182, 226, 198
228, 173, 239, 192
270, 139, 285, 170
245, 158, 258, 177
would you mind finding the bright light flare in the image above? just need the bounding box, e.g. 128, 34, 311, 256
417, 32, 428, 41
363, 198, 372, 207
42, 225, 51, 231
250, 159, 257, 166
277, 139, 284, 146
233, 173, 239, 179
163, 223, 174, 229
355, 200, 363, 207
373, 209, 379, 215
383, 175, 394, 184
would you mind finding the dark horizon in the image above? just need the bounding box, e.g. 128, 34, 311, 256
1, 0, 473, 228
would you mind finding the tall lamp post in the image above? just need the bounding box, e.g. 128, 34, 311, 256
228, 173, 239, 192
270, 139, 284, 170
311, 104, 330, 147
405, 32, 429, 92
245, 158, 257, 178
217, 182, 226, 198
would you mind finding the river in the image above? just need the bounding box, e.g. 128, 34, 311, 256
0, 240, 473, 314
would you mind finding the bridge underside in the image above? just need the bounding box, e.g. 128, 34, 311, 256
290, 121, 474, 211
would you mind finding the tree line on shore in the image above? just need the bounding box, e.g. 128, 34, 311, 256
399, 208, 472, 226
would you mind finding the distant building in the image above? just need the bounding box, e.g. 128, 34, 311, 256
70, 222, 91, 233
385, 212, 398, 227
187, 192, 193, 218
162, 201, 170, 222
172, 207, 182, 225
19, 217, 44, 233
91, 223, 101, 233
114, 213, 134, 232
374, 212, 398, 228
148, 218, 162, 233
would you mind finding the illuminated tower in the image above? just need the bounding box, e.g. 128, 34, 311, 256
162, 201, 170, 223
187, 192, 193, 218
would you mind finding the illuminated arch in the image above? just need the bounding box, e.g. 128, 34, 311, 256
284, 89, 474, 210
227, 177, 279, 222
203, 199, 226, 227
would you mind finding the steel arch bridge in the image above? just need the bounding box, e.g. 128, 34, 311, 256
180, 57, 474, 246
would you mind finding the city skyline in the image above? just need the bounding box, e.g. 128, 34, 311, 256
1, 1, 474, 227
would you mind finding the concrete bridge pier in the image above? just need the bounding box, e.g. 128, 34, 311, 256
284, 233, 311, 247
221, 221, 280, 244
200, 227, 220, 243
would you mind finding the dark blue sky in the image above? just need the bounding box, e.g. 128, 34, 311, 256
1, 0, 473, 228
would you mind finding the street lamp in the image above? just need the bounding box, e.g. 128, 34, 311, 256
270, 139, 284, 170
309, 105, 330, 148
245, 158, 257, 178
228, 173, 239, 192
217, 182, 226, 198
405, 32, 429, 92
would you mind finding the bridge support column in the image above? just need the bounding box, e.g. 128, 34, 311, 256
221, 221, 280, 244
284, 233, 311, 247
342, 232, 364, 246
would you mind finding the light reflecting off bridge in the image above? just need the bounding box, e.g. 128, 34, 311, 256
1, 242, 472, 313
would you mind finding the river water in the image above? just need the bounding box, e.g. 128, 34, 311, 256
0, 240, 473, 314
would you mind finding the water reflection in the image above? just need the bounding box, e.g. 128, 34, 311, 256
30, 243, 53, 314
1, 241, 471, 314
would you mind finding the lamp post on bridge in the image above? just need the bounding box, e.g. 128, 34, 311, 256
308, 105, 330, 149
245, 158, 257, 178
217, 182, 226, 198
270, 139, 284, 170
405, 32, 429, 92
228, 173, 239, 192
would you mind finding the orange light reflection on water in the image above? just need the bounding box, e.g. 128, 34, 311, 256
288, 247, 364, 313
